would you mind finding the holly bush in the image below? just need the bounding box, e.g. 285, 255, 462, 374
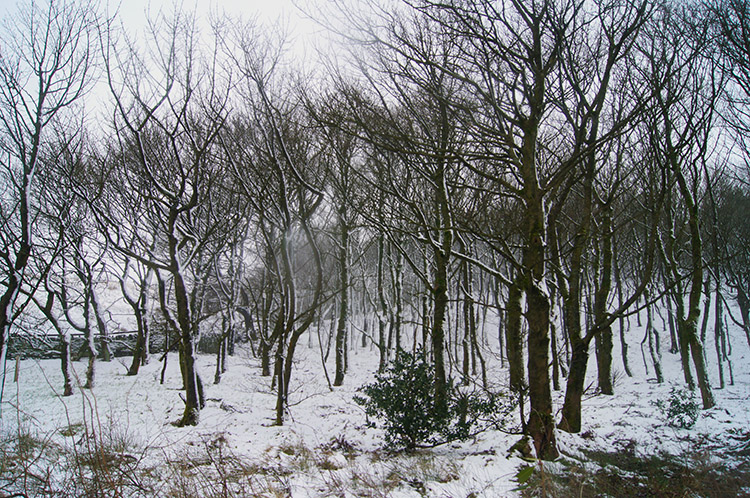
354, 349, 507, 450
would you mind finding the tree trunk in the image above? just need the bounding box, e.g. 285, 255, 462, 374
595, 325, 613, 394
377, 235, 389, 371
735, 287, 750, 348
334, 220, 349, 386
274, 337, 286, 426
362, 291, 369, 348
613, 243, 633, 377
215, 315, 228, 384
594, 204, 614, 395
174, 266, 201, 427
519, 102, 558, 459
260, 338, 272, 377
671, 154, 714, 408
462, 260, 474, 385
0, 194, 32, 408
506, 277, 524, 393
700, 279, 712, 343
493, 280, 505, 367
36, 290, 74, 396
128, 314, 146, 376
550, 316, 560, 391
559, 340, 588, 433
558, 188, 587, 433
714, 279, 725, 389
124, 265, 152, 375
688, 320, 715, 408
559, 281, 586, 433
83, 289, 96, 389
393, 248, 403, 353
143, 301, 151, 356
646, 300, 664, 383
273, 226, 294, 425
432, 242, 449, 416
526, 283, 558, 460
0, 276, 23, 398
666, 295, 679, 354
89, 283, 111, 362
271, 309, 287, 424
61, 332, 73, 396
280, 212, 323, 422
422, 259, 431, 351
672, 291, 695, 388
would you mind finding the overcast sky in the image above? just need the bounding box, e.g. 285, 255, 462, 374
0, 0, 311, 25
0, 0, 331, 62
116, 0, 330, 61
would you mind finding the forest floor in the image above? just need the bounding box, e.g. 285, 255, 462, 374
2, 311, 750, 497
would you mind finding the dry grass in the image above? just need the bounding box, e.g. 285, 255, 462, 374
1, 411, 155, 497
521, 435, 750, 498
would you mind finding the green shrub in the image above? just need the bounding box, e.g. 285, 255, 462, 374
354, 349, 506, 450
655, 387, 700, 429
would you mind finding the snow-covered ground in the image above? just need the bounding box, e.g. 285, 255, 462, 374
2, 307, 749, 497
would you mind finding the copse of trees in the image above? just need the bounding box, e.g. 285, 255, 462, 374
0, 0, 98, 402
1, 0, 749, 460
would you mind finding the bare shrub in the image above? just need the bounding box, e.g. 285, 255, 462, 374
159, 434, 293, 498
1, 400, 155, 497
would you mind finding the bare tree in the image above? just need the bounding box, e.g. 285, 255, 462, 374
307, 99, 366, 387
0, 0, 97, 398
552, 0, 653, 432
332, 0, 573, 458
22, 135, 80, 396
712, 179, 750, 347
642, 1, 718, 409
408, 0, 580, 460
218, 18, 324, 425
711, 0, 750, 346
712, 0, 750, 180
94, 10, 235, 426
325, 3, 482, 416
117, 252, 155, 376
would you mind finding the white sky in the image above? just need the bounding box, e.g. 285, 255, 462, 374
109, 0, 328, 57
0, 0, 331, 61
0, 0, 311, 25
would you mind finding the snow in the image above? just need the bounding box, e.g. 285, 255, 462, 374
2, 305, 749, 496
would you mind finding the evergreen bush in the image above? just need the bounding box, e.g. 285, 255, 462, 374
655, 387, 700, 429
354, 349, 506, 450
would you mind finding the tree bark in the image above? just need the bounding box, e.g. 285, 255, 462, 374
377, 234, 389, 371
613, 242, 633, 377
174, 267, 201, 427
506, 277, 524, 393
646, 299, 664, 383
714, 279, 725, 389
334, 218, 349, 386
432, 241, 449, 416
559, 340, 588, 433
526, 283, 558, 460
673, 163, 715, 408
89, 282, 111, 362
594, 204, 614, 395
